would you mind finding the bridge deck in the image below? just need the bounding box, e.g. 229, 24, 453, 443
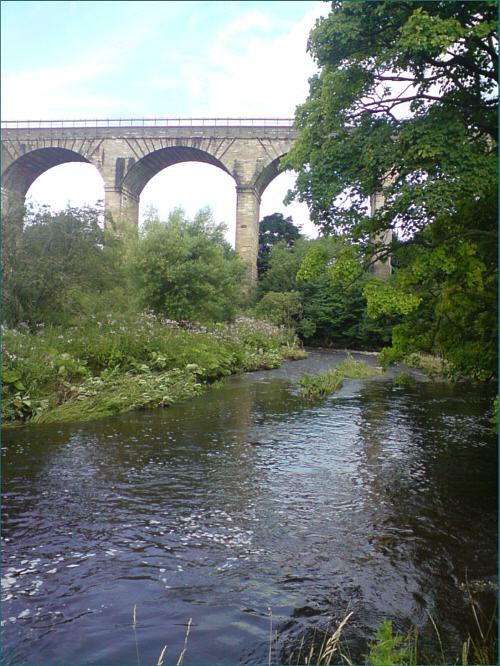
2, 117, 295, 130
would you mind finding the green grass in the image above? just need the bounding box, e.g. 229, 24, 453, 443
335, 354, 382, 379
298, 368, 344, 402
2, 313, 305, 426
298, 355, 382, 403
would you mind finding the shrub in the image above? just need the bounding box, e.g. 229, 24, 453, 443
254, 291, 303, 328
131, 208, 246, 322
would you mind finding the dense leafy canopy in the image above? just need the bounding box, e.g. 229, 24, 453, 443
284, 0, 497, 239
258, 237, 310, 294
257, 212, 302, 277
2, 206, 124, 327
283, 0, 497, 377
132, 208, 246, 322
257, 235, 391, 347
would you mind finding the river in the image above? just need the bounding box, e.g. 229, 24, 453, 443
1, 350, 497, 665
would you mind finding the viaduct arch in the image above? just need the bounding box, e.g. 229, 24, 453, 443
1, 119, 297, 282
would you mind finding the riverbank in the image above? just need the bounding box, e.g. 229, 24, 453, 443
2, 313, 306, 427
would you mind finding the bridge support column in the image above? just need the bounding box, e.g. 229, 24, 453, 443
104, 187, 139, 229
235, 187, 261, 283
1, 188, 26, 218
369, 191, 392, 278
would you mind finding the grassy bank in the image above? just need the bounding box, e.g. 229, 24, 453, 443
2, 313, 306, 427
298, 355, 382, 402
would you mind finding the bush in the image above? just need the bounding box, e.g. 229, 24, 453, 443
2, 205, 125, 327
254, 291, 303, 328
131, 207, 246, 322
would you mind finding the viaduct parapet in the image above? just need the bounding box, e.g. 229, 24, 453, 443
1, 119, 298, 282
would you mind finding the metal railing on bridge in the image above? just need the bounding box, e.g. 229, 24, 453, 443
1, 117, 295, 129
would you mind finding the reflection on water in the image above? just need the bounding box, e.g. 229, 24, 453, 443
1, 351, 497, 665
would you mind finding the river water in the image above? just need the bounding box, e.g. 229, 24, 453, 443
1, 351, 497, 665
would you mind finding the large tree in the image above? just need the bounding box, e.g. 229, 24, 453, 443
284, 1, 498, 377
2, 206, 124, 326
285, 0, 497, 239
132, 207, 246, 322
257, 212, 302, 277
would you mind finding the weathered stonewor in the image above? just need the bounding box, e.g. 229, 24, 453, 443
1, 121, 297, 282
369, 189, 392, 278
1, 119, 393, 281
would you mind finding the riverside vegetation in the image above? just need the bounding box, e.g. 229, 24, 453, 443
1, 205, 305, 427
2, 313, 304, 426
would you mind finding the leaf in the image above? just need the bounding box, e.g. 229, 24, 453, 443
2, 369, 21, 384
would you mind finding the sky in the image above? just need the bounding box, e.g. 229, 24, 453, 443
1, 0, 330, 243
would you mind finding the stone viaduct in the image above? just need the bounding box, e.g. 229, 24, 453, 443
1, 118, 391, 280
1, 118, 299, 282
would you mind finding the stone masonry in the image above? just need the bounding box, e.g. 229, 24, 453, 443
1, 123, 296, 282
1, 120, 391, 281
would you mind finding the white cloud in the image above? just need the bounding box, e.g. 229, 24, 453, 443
190, 3, 327, 117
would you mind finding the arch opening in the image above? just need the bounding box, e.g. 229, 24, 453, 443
259, 168, 317, 239
121, 146, 232, 199
3, 147, 90, 197
139, 161, 237, 247
25, 162, 105, 216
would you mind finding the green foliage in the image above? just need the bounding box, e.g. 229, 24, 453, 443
257, 233, 392, 348
365, 621, 415, 665
131, 207, 246, 322
393, 372, 417, 388
298, 356, 381, 402
296, 243, 332, 283
257, 212, 302, 277
296, 238, 392, 347
298, 368, 343, 402
259, 238, 311, 295
283, 1, 497, 379
254, 291, 303, 328
491, 396, 498, 432
364, 280, 422, 318
335, 355, 381, 379
2, 314, 302, 426
378, 205, 497, 379
2, 205, 127, 327
32, 366, 205, 424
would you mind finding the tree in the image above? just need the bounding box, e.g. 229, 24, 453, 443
257, 212, 302, 277
131, 207, 246, 322
259, 237, 311, 295
1, 205, 124, 326
256, 234, 391, 347
296, 237, 391, 346
283, 1, 497, 377
284, 1, 497, 238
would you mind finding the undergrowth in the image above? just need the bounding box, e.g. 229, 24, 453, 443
2, 313, 304, 426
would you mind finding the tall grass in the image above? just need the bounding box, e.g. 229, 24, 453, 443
298, 355, 381, 402
335, 355, 382, 379
298, 368, 344, 401
284, 599, 497, 666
